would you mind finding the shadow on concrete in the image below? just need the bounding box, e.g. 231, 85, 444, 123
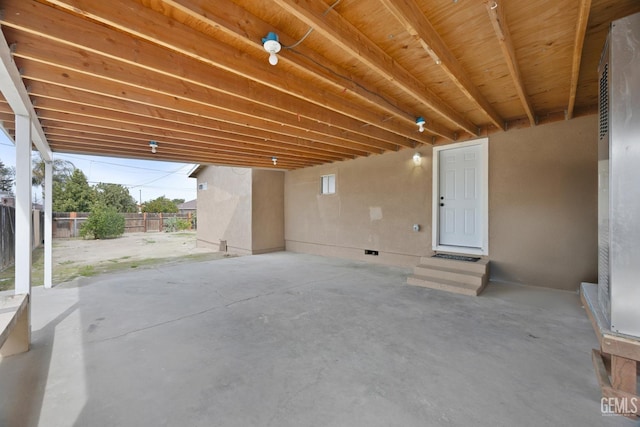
0, 302, 79, 427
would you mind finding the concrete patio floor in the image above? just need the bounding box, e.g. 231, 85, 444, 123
0, 252, 633, 426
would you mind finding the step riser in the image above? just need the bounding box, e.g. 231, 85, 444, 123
407, 276, 479, 296
413, 266, 484, 286
419, 257, 488, 274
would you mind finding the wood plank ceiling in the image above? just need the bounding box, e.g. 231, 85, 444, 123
0, 0, 638, 169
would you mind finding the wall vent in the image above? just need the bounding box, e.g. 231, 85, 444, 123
364, 249, 379, 256
599, 62, 609, 141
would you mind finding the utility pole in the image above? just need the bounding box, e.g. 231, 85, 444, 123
139, 189, 142, 214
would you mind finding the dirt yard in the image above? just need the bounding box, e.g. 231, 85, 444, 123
0, 231, 226, 291
53, 231, 214, 265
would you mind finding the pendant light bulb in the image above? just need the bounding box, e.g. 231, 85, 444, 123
262, 32, 282, 66
415, 116, 426, 133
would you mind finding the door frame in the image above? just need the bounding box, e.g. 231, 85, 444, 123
432, 138, 489, 256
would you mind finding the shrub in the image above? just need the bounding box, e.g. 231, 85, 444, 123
80, 205, 125, 239
164, 216, 191, 232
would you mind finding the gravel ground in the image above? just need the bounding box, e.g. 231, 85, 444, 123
52, 231, 214, 265
0, 231, 223, 291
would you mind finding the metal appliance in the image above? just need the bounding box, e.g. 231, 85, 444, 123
597, 11, 640, 338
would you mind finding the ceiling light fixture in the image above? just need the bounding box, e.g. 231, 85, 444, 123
262, 32, 282, 66
149, 140, 158, 154
416, 117, 426, 133
272, 156, 278, 166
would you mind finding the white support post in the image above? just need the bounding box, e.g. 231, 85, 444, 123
44, 160, 53, 289
14, 114, 32, 297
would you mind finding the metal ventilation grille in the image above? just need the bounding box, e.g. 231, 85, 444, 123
599, 62, 609, 140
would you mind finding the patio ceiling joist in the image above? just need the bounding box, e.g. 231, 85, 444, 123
0, 0, 637, 169
272, 0, 478, 137
149, 0, 454, 142
379, 0, 504, 131
0, 2, 400, 153
484, 0, 536, 127
567, 0, 592, 120
0, 28, 51, 160
22, 0, 419, 148
18, 57, 399, 152
34, 107, 368, 159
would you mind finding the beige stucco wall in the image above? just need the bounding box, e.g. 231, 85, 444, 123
195, 166, 252, 254
285, 148, 433, 267
252, 170, 285, 254
489, 115, 598, 289
285, 115, 598, 291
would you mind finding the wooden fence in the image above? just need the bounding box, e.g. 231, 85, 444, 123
0, 206, 44, 271
52, 212, 194, 238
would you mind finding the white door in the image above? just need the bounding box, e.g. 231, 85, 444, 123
438, 144, 483, 248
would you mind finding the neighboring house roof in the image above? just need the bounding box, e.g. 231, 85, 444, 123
178, 199, 197, 211
188, 164, 204, 178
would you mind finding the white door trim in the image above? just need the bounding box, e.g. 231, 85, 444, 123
432, 138, 489, 255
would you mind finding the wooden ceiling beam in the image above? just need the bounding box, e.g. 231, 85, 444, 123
567, 0, 592, 120
25, 0, 426, 145
47, 137, 312, 169
42, 122, 339, 164
145, 0, 454, 141
34, 101, 368, 159
31, 95, 373, 163
11, 46, 388, 156
40, 116, 346, 162
49, 142, 305, 170
484, 0, 536, 126
272, 0, 478, 136
23, 70, 396, 155
379, 0, 504, 131
12, 41, 403, 154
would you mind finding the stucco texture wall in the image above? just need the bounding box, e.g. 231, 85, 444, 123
195, 166, 252, 254
285, 149, 433, 266
252, 170, 285, 254
489, 115, 598, 289
285, 115, 598, 291
195, 167, 285, 255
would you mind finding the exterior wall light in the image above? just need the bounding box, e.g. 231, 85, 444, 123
413, 152, 422, 165
262, 32, 282, 66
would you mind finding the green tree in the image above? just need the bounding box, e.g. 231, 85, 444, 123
80, 204, 125, 239
94, 183, 137, 213
171, 198, 185, 205
53, 169, 94, 212
143, 196, 178, 213
32, 155, 75, 188
0, 160, 14, 194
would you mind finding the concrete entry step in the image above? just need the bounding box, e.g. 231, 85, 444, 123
408, 255, 489, 296
413, 265, 484, 286
418, 255, 489, 274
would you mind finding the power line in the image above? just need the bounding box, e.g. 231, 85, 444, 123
53, 152, 195, 174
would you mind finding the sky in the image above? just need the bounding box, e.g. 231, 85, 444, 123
0, 131, 198, 204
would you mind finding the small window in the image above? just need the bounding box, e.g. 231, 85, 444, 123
321, 174, 336, 194
198, 182, 208, 191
